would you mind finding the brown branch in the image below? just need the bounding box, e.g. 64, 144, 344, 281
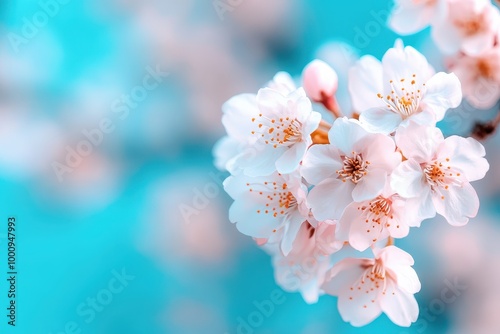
471, 108, 500, 141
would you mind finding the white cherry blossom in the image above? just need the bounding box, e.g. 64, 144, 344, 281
217, 72, 321, 176
389, 0, 448, 35
301, 117, 401, 221
432, 0, 500, 56
337, 184, 423, 251
224, 170, 309, 255
322, 246, 421, 327
391, 122, 489, 226
349, 40, 462, 134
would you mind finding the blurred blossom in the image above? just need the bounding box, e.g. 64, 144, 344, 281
137, 170, 237, 267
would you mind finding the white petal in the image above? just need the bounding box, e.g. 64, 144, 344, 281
301, 144, 342, 185
422, 72, 462, 121
359, 108, 403, 134
432, 182, 479, 226
380, 279, 419, 327
352, 168, 387, 202
329, 117, 369, 155
437, 136, 489, 182
395, 122, 443, 163
222, 94, 259, 141
308, 178, 354, 220
280, 218, 305, 256
390, 159, 426, 198
348, 56, 386, 113
276, 142, 306, 174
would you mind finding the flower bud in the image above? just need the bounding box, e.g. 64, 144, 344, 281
302, 59, 338, 102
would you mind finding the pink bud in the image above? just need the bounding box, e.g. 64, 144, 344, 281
302, 59, 338, 102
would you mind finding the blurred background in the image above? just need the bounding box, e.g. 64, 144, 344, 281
0, 0, 499, 333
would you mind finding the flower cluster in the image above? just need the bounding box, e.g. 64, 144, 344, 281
214, 42, 489, 327
389, 0, 500, 109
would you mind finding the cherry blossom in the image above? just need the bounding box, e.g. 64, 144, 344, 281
336, 184, 423, 251
266, 220, 342, 303
448, 44, 500, 109
389, 0, 448, 35
213, 72, 301, 174
302, 59, 338, 102
391, 122, 489, 226
322, 246, 420, 327
349, 40, 462, 134
432, 0, 500, 56
217, 72, 321, 176
301, 117, 401, 221
224, 170, 309, 255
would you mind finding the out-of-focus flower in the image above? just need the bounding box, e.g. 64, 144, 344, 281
349, 41, 462, 134
322, 246, 420, 327
224, 170, 308, 255
391, 122, 489, 226
448, 44, 500, 109
301, 117, 401, 220
336, 185, 422, 251
266, 221, 341, 304
389, 0, 448, 35
432, 0, 500, 56
302, 59, 338, 102
215, 72, 321, 176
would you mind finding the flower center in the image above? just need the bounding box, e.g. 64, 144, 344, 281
424, 159, 463, 199
246, 180, 297, 217
251, 114, 302, 148
336, 152, 369, 184
357, 197, 396, 241
377, 74, 425, 119
371, 260, 386, 280
477, 59, 494, 79
455, 17, 484, 36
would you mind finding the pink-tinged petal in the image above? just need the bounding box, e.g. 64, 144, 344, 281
387, 265, 421, 295
348, 56, 386, 113
390, 159, 426, 198
266, 71, 296, 95
329, 117, 369, 154
380, 279, 419, 327
301, 144, 342, 185
303, 111, 322, 136
256, 88, 288, 116
421, 72, 462, 121
386, 214, 410, 239
382, 44, 435, 87
389, 1, 434, 34
254, 238, 268, 246
416, 187, 436, 221
437, 136, 489, 182
375, 245, 414, 267
431, 21, 462, 55
395, 122, 443, 162
275, 141, 306, 174
228, 199, 281, 238
308, 178, 354, 220
352, 168, 387, 202
342, 203, 384, 251
359, 108, 403, 134
322, 258, 368, 296
358, 134, 401, 172
432, 182, 479, 226
213, 136, 241, 172
333, 266, 383, 327
392, 196, 427, 228
236, 146, 285, 177
280, 218, 305, 256
222, 94, 259, 141
461, 31, 496, 56
302, 59, 339, 101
